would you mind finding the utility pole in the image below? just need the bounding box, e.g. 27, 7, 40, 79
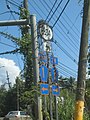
55, 96, 58, 120
6, 71, 11, 89
16, 77, 19, 111
74, 0, 90, 120
30, 15, 40, 120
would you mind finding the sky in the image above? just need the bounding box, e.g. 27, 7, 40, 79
0, 0, 84, 87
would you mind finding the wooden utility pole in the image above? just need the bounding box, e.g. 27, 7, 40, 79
30, 15, 40, 120
74, 0, 90, 120
16, 77, 19, 111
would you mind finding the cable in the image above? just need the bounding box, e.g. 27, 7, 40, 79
47, 0, 63, 22
49, 0, 80, 37
28, 1, 43, 18
58, 65, 76, 77
60, 62, 77, 73
9, 0, 21, 7
58, 68, 73, 78
53, 39, 78, 65
0, 41, 16, 48
6, 0, 21, 8
32, 0, 46, 17
6, 0, 17, 20
58, 64, 76, 76
52, 0, 71, 28
0, 48, 20, 55
45, 0, 58, 21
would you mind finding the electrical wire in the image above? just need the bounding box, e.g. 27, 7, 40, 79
32, 0, 46, 17
52, 0, 71, 28
58, 65, 76, 77
58, 64, 77, 76
28, 1, 43, 18
47, 0, 63, 22
6, 0, 21, 8
60, 62, 77, 73
49, 0, 80, 37
9, 0, 21, 7
53, 39, 78, 65
6, 0, 17, 20
45, 0, 58, 21
0, 41, 16, 48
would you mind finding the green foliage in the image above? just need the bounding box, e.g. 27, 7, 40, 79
0, 88, 7, 116
58, 89, 75, 120
84, 79, 90, 118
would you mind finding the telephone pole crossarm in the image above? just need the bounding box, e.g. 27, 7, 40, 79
0, 19, 30, 26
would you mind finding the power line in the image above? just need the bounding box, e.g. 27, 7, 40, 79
58, 65, 76, 77
32, 0, 46, 17
49, 0, 80, 37
28, 1, 43, 19
45, 0, 58, 21
9, 0, 21, 6
6, 0, 21, 8
47, 0, 63, 22
52, 0, 71, 28
0, 40, 16, 48
53, 39, 78, 65
6, 0, 18, 20
60, 62, 77, 73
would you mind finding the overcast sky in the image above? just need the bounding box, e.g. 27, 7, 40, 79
0, 58, 20, 88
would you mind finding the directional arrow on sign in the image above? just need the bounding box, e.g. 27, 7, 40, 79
40, 83, 49, 95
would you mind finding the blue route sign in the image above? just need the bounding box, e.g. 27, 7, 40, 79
52, 85, 60, 96
51, 67, 58, 83
38, 51, 47, 63
39, 65, 48, 82
40, 83, 49, 95
50, 56, 58, 65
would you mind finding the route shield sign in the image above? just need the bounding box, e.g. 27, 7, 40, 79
50, 56, 58, 65
40, 83, 49, 95
52, 85, 60, 96
51, 67, 58, 83
38, 51, 47, 63
39, 65, 48, 82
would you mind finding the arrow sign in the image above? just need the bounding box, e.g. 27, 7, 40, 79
40, 83, 49, 95
51, 67, 58, 83
50, 56, 58, 65
52, 85, 60, 96
39, 65, 48, 82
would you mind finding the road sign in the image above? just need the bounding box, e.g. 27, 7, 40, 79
50, 56, 58, 65
52, 85, 60, 96
38, 20, 53, 41
39, 65, 48, 82
40, 83, 49, 95
51, 67, 58, 83
38, 51, 47, 63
